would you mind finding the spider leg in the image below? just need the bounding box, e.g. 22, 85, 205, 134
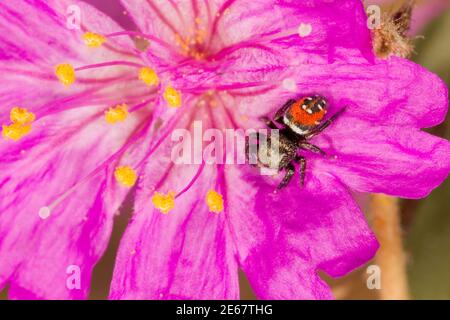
306, 107, 346, 139
274, 99, 296, 124
259, 116, 279, 129
294, 155, 307, 187
298, 142, 327, 157
277, 162, 295, 189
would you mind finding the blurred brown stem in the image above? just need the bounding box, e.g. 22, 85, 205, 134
370, 195, 410, 300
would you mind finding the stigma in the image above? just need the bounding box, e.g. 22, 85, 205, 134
152, 191, 176, 214
55, 64, 76, 86
114, 166, 138, 188
83, 32, 106, 48
105, 104, 129, 124
139, 67, 159, 86
206, 190, 224, 214
163, 86, 182, 108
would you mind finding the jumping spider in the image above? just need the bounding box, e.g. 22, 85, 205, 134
246, 95, 345, 189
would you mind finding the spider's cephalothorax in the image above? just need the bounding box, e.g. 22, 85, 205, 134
246, 96, 345, 189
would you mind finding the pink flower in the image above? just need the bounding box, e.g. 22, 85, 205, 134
0, 0, 449, 300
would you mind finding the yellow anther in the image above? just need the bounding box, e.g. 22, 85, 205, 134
114, 166, 138, 188
10, 107, 36, 125
138, 67, 159, 86
105, 104, 129, 124
2, 123, 32, 141
163, 86, 182, 108
55, 63, 75, 86
151, 191, 176, 214
83, 32, 106, 48
206, 190, 224, 213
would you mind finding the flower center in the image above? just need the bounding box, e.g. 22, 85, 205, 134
18, 9, 267, 218
174, 18, 208, 60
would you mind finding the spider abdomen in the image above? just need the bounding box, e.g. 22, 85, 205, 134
284, 96, 327, 134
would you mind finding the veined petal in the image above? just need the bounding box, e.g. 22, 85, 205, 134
0, 0, 134, 64
120, 0, 191, 42
4, 179, 111, 300
226, 166, 378, 299
230, 52, 448, 132
110, 165, 239, 300
0, 2, 145, 298
120, 0, 371, 54
212, 0, 372, 58
313, 116, 450, 199
291, 54, 449, 128
0, 106, 150, 299
0, 0, 142, 125
110, 106, 239, 299
120, 0, 373, 76
0, 0, 77, 63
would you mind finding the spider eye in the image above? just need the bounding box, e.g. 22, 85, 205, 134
313, 97, 325, 108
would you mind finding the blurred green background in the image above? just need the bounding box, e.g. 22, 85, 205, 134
406, 6, 450, 300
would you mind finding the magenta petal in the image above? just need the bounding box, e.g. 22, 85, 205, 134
0, 108, 143, 299
120, 0, 191, 40
0, 0, 77, 63
109, 104, 239, 300
226, 167, 378, 299
0, 0, 133, 64
0, 0, 140, 125
5, 180, 112, 300
110, 163, 239, 300
313, 116, 450, 199
214, 0, 372, 56
133, 0, 371, 55
231, 54, 448, 138
292, 54, 449, 128
121, 0, 373, 83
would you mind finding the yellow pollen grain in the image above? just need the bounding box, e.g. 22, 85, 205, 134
105, 104, 129, 124
152, 191, 176, 214
2, 123, 32, 141
83, 32, 106, 48
163, 86, 182, 108
206, 190, 224, 214
114, 166, 138, 188
55, 63, 76, 86
10, 107, 36, 125
138, 67, 159, 86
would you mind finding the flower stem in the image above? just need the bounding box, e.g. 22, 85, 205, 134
370, 194, 410, 300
